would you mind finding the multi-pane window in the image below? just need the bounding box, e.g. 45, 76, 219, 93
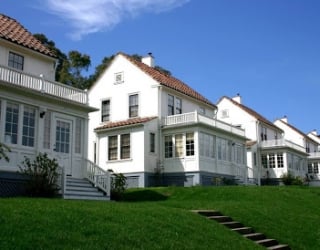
168, 94, 174, 116
186, 133, 194, 156
277, 153, 284, 168
75, 118, 82, 154
150, 133, 155, 153
101, 100, 110, 122
199, 132, 215, 158
165, 135, 173, 158
115, 72, 124, 83
308, 163, 313, 173
5, 103, 19, 144
269, 154, 275, 168
129, 94, 139, 118
108, 136, 118, 160
235, 144, 244, 164
55, 121, 70, 153
217, 137, 228, 161
261, 154, 268, 168
306, 142, 310, 153
8, 52, 24, 70
314, 163, 319, 174
175, 97, 182, 114
120, 134, 130, 159
22, 106, 35, 147
43, 111, 51, 149
260, 126, 267, 141
175, 134, 183, 157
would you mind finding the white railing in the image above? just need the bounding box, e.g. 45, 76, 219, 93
83, 159, 111, 197
56, 165, 66, 196
259, 139, 306, 153
308, 152, 320, 159
0, 64, 88, 104
162, 111, 245, 137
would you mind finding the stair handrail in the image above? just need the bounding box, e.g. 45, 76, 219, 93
83, 159, 111, 197
56, 165, 66, 196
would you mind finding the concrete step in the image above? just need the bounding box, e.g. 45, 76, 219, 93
64, 194, 109, 201
243, 232, 266, 241
232, 227, 254, 235
256, 238, 278, 247
191, 210, 222, 217
208, 215, 233, 223
220, 221, 244, 229
267, 244, 291, 250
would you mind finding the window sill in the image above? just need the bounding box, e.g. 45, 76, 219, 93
107, 158, 133, 163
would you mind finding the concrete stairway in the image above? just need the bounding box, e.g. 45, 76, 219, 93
63, 176, 110, 201
192, 210, 290, 250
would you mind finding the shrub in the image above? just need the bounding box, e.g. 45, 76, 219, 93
19, 153, 60, 197
281, 171, 304, 186
0, 142, 11, 162
110, 172, 127, 201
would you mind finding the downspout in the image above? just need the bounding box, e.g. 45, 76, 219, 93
256, 120, 261, 186
158, 85, 164, 182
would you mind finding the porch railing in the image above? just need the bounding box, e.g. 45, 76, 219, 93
0, 64, 88, 104
259, 139, 306, 153
162, 111, 245, 137
83, 159, 111, 197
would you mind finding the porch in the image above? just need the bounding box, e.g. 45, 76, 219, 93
162, 111, 245, 137
259, 139, 306, 153
0, 64, 88, 104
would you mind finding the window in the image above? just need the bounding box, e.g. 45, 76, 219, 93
8, 52, 24, 70
75, 118, 82, 154
129, 94, 139, 118
261, 154, 268, 168
165, 135, 173, 158
314, 163, 319, 174
94, 142, 97, 164
43, 111, 51, 149
168, 94, 174, 116
277, 153, 284, 168
306, 142, 310, 153
55, 121, 70, 153
114, 72, 124, 84
108, 136, 118, 160
253, 152, 257, 166
5, 103, 19, 144
308, 163, 313, 173
235, 144, 244, 164
101, 100, 110, 122
120, 134, 130, 159
260, 126, 267, 141
199, 107, 205, 115
186, 133, 194, 156
221, 109, 229, 118
200, 132, 215, 158
175, 97, 182, 114
269, 153, 275, 168
150, 133, 155, 153
22, 106, 35, 147
175, 134, 183, 157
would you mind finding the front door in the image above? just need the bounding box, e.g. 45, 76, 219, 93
53, 117, 73, 175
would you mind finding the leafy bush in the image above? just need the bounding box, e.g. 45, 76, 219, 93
19, 153, 60, 197
0, 142, 11, 162
281, 171, 304, 186
110, 172, 127, 201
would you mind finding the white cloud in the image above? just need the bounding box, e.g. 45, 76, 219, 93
42, 0, 190, 40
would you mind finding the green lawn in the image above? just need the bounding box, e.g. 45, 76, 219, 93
0, 186, 319, 249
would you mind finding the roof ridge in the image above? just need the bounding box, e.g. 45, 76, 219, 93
118, 52, 216, 108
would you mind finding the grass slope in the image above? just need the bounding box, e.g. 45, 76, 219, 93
0, 186, 319, 249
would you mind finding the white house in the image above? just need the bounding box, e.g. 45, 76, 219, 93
0, 14, 110, 199
88, 53, 247, 188
217, 95, 310, 184
274, 118, 320, 182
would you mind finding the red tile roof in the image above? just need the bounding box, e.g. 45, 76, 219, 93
221, 96, 283, 132
118, 52, 216, 109
0, 14, 56, 58
95, 116, 157, 131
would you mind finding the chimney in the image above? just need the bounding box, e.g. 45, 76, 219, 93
232, 93, 241, 104
281, 115, 288, 123
142, 52, 155, 67
311, 129, 317, 135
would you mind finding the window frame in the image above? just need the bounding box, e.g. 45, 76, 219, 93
8, 51, 24, 71
120, 134, 130, 159
150, 132, 155, 153
101, 99, 111, 122
129, 94, 139, 118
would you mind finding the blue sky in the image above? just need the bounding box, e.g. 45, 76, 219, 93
2, 0, 320, 134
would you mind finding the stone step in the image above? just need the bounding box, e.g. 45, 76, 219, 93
243, 232, 266, 241
64, 194, 109, 201
231, 227, 254, 235
208, 215, 233, 223
256, 238, 279, 247
191, 210, 222, 217
220, 221, 244, 229
267, 244, 291, 250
